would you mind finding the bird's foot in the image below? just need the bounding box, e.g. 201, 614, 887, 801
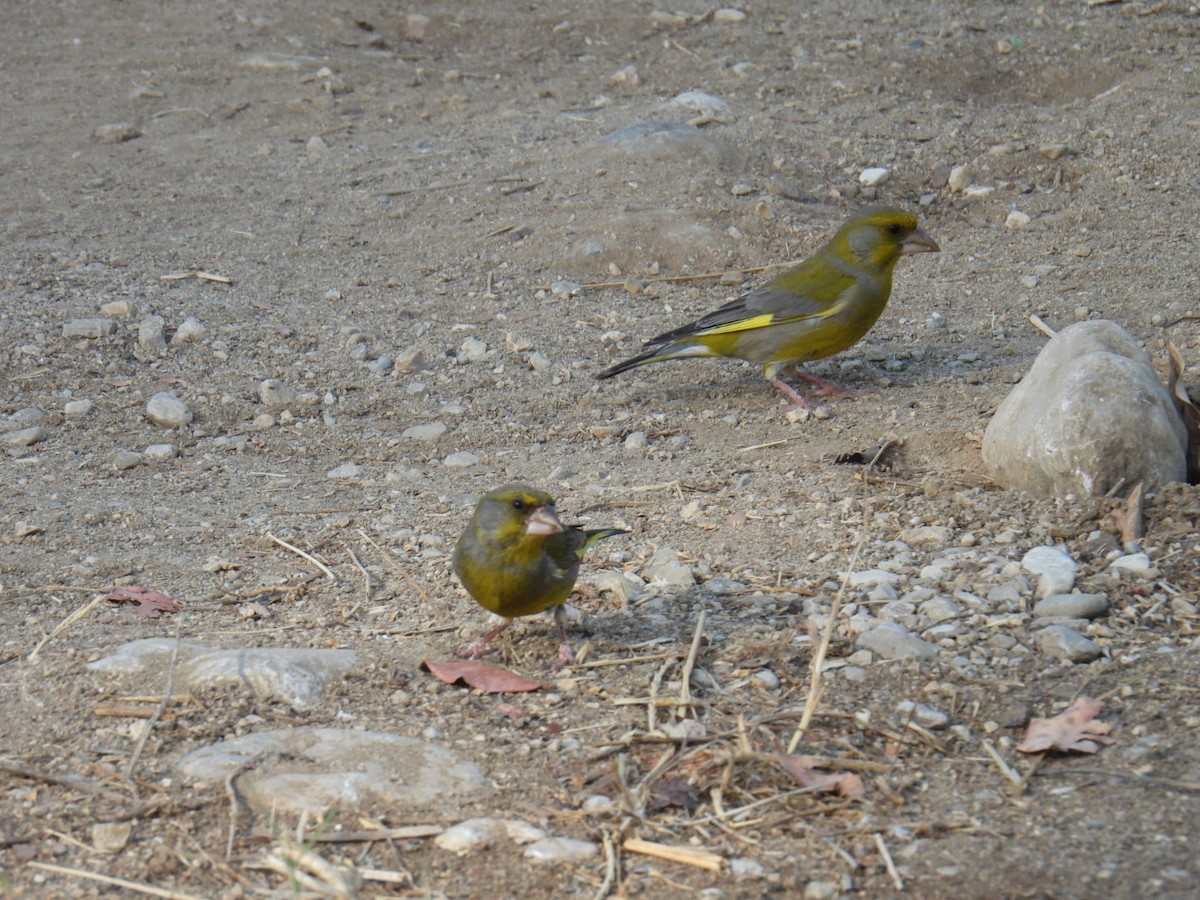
547, 640, 575, 671
456, 619, 512, 660
791, 370, 854, 398
455, 638, 491, 660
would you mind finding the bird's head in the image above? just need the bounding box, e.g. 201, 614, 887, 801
474, 484, 565, 545
836, 207, 940, 271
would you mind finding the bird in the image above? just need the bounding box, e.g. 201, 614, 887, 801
596, 206, 939, 407
452, 484, 628, 668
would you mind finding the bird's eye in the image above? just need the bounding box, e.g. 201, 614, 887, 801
511, 499, 526, 511
887, 223, 902, 236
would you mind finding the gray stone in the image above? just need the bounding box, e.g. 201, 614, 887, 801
434, 818, 546, 852
459, 337, 489, 361
327, 462, 363, 480
982, 320, 1187, 497
63, 317, 117, 338
896, 700, 950, 729
1033, 593, 1109, 619
855, 622, 939, 660
919, 596, 962, 623
112, 450, 143, 469
403, 421, 447, 442
137, 315, 167, 353
443, 451, 479, 467
1110, 552, 1155, 576
1022, 546, 1077, 598
87, 639, 358, 707
258, 378, 296, 410
2, 426, 48, 447
172, 316, 206, 344
642, 546, 695, 586
524, 837, 599, 864
847, 569, 902, 588
143, 443, 179, 461
176, 727, 484, 815
730, 858, 766, 879
145, 392, 192, 428
1035, 625, 1103, 662
897, 525, 951, 548
64, 399, 94, 417
94, 122, 141, 143
702, 577, 745, 595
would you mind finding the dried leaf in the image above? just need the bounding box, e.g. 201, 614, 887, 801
1165, 335, 1200, 483
421, 658, 545, 693
833, 439, 899, 469
648, 775, 701, 812
1109, 482, 1144, 546
103, 586, 180, 619
775, 751, 865, 798
1016, 697, 1114, 754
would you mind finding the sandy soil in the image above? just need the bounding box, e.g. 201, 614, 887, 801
2, 1, 1199, 897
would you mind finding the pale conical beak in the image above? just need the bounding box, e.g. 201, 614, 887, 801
525, 505, 565, 536
902, 227, 940, 254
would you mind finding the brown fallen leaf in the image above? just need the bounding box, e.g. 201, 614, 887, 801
1165, 334, 1200, 483
1109, 481, 1144, 546
775, 751, 865, 798
103, 586, 180, 619
1016, 697, 1114, 754
832, 438, 899, 469
421, 658, 545, 693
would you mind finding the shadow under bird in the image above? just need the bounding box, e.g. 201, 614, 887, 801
452, 485, 628, 669
596, 206, 939, 406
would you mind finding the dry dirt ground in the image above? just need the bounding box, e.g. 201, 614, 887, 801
3, 1, 1200, 897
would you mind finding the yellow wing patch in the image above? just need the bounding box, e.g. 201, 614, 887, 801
694, 307, 837, 337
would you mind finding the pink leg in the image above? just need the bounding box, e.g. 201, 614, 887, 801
457, 619, 512, 659
548, 605, 575, 670
791, 370, 854, 398
770, 377, 815, 408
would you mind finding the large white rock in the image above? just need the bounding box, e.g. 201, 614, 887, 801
982, 320, 1187, 497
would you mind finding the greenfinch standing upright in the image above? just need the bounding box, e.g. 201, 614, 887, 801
597, 206, 939, 406
452, 485, 627, 668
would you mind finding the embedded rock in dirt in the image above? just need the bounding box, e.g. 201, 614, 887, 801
982, 320, 1187, 498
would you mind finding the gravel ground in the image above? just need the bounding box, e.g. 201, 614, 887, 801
2, 1, 1199, 897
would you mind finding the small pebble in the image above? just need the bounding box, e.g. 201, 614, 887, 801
524, 837, 598, 863
326, 462, 363, 480
259, 379, 296, 409
859, 167, 890, 186
172, 316, 206, 344
623, 431, 648, 450
730, 857, 765, 878
94, 123, 141, 144
63, 318, 117, 339
947, 165, 971, 192
1109, 552, 1154, 577
1021, 546, 1077, 598
138, 315, 167, 353
527, 351, 552, 372
896, 700, 950, 729
1005, 210, 1031, 228
459, 337, 490, 361
444, 451, 480, 467
1035, 625, 1103, 663
3, 426, 48, 447
1033, 593, 1109, 619
146, 393, 193, 428
403, 422, 447, 442
112, 450, 143, 470
713, 8, 748, 24
144, 444, 179, 461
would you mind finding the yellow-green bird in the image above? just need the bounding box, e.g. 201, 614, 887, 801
597, 206, 939, 406
452, 485, 628, 668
